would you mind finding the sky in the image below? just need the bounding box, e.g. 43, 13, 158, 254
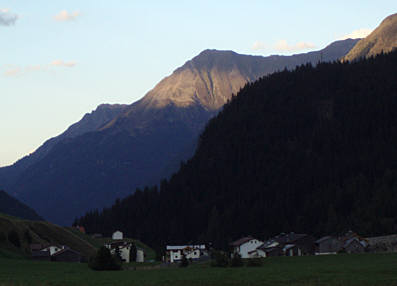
1, 1, 397, 167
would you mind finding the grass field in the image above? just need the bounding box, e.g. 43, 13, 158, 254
0, 214, 97, 258
1, 253, 397, 286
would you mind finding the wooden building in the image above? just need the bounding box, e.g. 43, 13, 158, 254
31, 250, 51, 261
52, 248, 82, 262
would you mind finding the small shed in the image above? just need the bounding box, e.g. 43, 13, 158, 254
112, 230, 123, 240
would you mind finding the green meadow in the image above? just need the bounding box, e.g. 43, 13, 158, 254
1, 253, 397, 286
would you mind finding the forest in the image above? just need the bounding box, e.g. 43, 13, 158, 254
75, 51, 397, 252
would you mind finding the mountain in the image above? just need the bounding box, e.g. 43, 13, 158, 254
343, 13, 397, 62
0, 190, 42, 221
0, 104, 127, 190
76, 50, 397, 249
1, 39, 358, 226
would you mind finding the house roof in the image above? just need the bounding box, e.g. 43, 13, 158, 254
259, 240, 280, 249
166, 245, 206, 250
259, 233, 307, 250
230, 236, 255, 247
315, 236, 333, 244
52, 248, 81, 257
283, 244, 296, 251
344, 237, 368, 248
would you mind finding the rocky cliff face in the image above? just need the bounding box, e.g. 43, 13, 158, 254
343, 13, 397, 62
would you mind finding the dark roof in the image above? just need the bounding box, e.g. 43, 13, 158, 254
230, 236, 255, 246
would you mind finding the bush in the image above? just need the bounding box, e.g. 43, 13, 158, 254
210, 251, 229, 267
247, 257, 263, 267
230, 253, 243, 267
89, 246, 121, 271
179, 254, 189, 267
8, 230, 20, 248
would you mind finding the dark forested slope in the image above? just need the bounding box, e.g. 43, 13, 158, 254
76, 51, 397, 249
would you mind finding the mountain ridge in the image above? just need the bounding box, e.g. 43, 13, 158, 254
1, 39, 359, 225
0, 104, 127, 192
343, 13, 397, 61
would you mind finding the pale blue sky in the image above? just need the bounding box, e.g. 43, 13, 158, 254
1, 1, 396, 166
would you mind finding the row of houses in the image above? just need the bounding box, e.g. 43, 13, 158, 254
164, 231, 368, 264
165, 245, 208, 263
30, 244, 82, 262
231, 231, 369, 259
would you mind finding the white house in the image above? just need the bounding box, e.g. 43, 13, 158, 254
166, 245, 206, 263
105, 241, 145, 263
105, 241, 131, 262
230, 236, 263, 258
112, 230, 123, 240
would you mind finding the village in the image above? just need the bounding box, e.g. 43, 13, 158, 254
165, 230, 373, 264
29, 227, 397, 265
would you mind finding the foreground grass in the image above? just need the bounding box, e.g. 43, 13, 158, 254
1, 253, 397, 286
